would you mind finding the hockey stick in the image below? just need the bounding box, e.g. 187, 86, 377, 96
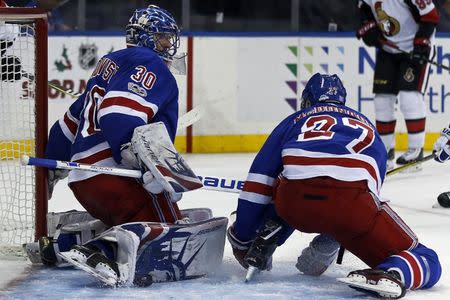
21, 71, 84, 98
379, 39, 450, 71
20, 156, 243, 194
24, 152, 434, 193
177, 105, 204, 131
386, 153, 435, 177
48, 81, 83, 98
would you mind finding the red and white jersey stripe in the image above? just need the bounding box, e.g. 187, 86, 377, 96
281, 148, 383, 196
239, 173, 276, 205
97, 91, 158, 124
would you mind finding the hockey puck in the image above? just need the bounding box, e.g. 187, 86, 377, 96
437, 192, 450, 208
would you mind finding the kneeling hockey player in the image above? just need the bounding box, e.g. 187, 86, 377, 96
227, 73, 442, 299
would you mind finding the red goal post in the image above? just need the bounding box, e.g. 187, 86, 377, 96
0, 8, 48, 256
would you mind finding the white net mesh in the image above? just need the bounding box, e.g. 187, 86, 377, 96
0, 20, 37, 256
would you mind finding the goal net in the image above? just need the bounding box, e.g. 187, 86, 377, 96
0, 8, 48, 257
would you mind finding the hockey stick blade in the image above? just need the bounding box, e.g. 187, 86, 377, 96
244, 266, 260, 283
386, 153, 435, 177
177, 105, 204, 132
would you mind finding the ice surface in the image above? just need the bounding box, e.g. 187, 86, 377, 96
1, 153, 449, 299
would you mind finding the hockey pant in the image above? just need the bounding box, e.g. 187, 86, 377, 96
69, 174, 182, 227
274, 176, 441, 289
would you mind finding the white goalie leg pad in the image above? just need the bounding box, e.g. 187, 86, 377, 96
43, 211, 107, 265
131, 122, 203, 196
49, 210, 108, 246
115, 227, 140, 286
59, 216, 228, 287
180, 208, 213, 223
57, 219, 109, 245
133, 217, 228, 285
46, 210, 96, 237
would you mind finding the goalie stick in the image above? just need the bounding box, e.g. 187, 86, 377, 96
21, 156, 242, 194
21, 72, 83, 99
23, 152, 435, 194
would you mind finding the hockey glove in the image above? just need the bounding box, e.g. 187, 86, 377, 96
433, 125, 450, 163
48, 169, 69, 200
226, 224, 253, 269
356, 21, 383, 48
411, 37, 431, 66
296, 234, 340, 276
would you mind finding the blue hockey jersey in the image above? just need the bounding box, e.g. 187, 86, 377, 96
45, 46, 179, 183
235, 104, 387, 241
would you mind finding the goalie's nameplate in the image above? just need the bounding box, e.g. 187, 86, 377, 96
132, 122, 203, 194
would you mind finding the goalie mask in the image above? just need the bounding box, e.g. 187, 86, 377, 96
126, 5, 180, 61
300, 73, 347, 109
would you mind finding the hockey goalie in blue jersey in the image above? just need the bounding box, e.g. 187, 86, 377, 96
23, 5, 227, 287
45, 4, 192, 226
227, 73, 441, 298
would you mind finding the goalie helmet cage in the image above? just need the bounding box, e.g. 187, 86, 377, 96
0, 8, 48, 257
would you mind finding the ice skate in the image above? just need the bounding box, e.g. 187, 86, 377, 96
338, 269, 406, 299
395, 148, 423, 171
58, 245, 120, 286
60, 244, 98, 264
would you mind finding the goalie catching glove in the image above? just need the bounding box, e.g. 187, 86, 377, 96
433, 125, 450, 163
120, 122, 203, 202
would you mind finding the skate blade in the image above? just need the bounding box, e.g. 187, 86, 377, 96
244, 266, 260, 283
337, 277, 402, 298
57, 252, 118, 286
